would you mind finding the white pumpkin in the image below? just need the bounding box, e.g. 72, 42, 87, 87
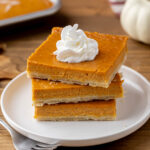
121, 0, 150, 44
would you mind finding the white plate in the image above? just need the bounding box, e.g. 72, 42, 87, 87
0, 0, 61, 27
1, 65, 150, 147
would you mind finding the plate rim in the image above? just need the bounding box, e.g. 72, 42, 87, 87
1, 65, 150, 146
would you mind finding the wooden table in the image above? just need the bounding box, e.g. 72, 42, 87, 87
0, 0, 150, 149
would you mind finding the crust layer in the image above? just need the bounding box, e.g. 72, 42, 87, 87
33, 96, 119, 106
36, 116, 116, 121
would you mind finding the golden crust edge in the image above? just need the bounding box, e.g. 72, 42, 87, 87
35, 116, 116, 121
33, 95, 122, 106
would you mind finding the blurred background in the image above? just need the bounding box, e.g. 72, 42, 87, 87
0, 0, 150, 149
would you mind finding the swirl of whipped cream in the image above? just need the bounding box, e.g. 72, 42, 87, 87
53, 24, 99, 63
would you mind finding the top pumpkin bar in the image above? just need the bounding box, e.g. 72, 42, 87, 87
27, 27, 128, 88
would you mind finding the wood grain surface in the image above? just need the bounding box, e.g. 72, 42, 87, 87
0, 0, 150, 149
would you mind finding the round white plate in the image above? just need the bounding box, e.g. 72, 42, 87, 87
1, 65, 150, 147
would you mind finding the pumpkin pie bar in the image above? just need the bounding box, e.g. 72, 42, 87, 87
32, 73, 123, 106
34, 100, 116, 121
27, 27, 127, 88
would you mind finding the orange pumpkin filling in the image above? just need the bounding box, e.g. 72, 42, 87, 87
0, 0, 53, 20
32, 73, 123, 106
34, 100, 116, 121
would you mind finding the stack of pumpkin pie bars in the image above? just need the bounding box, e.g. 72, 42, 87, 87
27, 27, 128, 121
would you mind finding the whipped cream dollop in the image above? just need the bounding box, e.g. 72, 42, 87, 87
53, 24, 99, 63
